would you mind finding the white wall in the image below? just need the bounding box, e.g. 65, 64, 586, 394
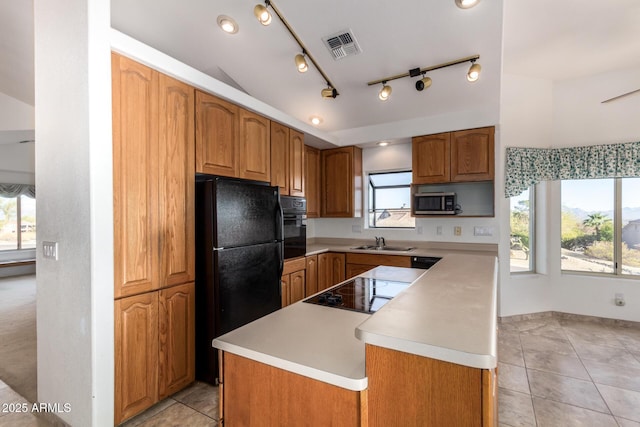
310, 142, 500, 246
0, 92, 34, 130
0, 143, 35, 184
34, 0, 113, 425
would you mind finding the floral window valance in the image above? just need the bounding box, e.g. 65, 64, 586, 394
0, 183, 36, 198
505, 141, 640, 198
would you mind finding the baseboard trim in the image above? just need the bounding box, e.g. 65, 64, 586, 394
499, 311, 640, 328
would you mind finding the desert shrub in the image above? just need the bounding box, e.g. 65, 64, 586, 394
584, 241, 613, 261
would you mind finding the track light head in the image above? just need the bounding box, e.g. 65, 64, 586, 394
416, 75, 432, 92
378, 83, 392, 101
295, 53, 308, 73
254, 3, 272, 25
455, 0, 481, 9
467, 61, 481, 82
321, 86, 338, 99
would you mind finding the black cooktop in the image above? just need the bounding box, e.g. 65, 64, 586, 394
303, 277, 411, 314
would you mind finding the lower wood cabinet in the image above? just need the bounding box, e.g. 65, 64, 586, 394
345, 253, 411, 279
115, 282, 195, 424
281, 257, 306, 307
366, 344, 496, 426
305, 254, 318, 297
318, 252, 346, 291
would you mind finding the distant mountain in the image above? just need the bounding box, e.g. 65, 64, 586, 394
562, 206, 640, 224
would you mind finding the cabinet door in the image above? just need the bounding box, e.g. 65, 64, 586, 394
346, 264, 374, 279
305, 255, 318, 297
115, 292, 159, 424
158, 74, 195, 288
412, 133, 451, 184
305, 145, 321, 218
159, 282, 195, 399
195, 91, 239, 177
289, 270, 306, 304
321, 147, 362, 217
112, 53, 159, 298
330, 253, 346, 285
318, 252, 346, 290
289, 129, 305, 197
270, 122, 290, 195
450, 127, 495, 182
281, 274, 290, 307
239, 108, 271, 182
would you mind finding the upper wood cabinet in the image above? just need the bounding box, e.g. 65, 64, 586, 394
112, 53, 195, 297
195, 91, 239, 177
305, 145, 321, 218
239, 109, 271, 182
450, 127, 494, 182
271, 124, 305, 196
412, 126, 494, 184
321, 146, 363, 218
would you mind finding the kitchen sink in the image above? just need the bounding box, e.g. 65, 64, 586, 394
351, 245, 415, 252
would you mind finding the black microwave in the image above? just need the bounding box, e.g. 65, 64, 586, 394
413, 192, 456, 215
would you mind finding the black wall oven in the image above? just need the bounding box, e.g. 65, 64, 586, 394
281, 196, 306, 259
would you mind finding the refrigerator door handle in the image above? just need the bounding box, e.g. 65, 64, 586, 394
276, 196, 285, 278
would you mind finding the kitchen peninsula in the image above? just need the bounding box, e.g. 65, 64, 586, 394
213, 253, 498, 426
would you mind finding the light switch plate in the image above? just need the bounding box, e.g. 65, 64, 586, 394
474, 226, 494, 237
43, 241, 58, 260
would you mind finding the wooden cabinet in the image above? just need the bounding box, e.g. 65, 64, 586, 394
450, 127, 495, 182
159, 282, 195, 399
366, 345, 495, 426
281, 257, 306, 307
113, 53, 195, 423
115, 292, 159, 424
271, 123, 305, 196
321, 146, 363, 218
305, 254, 318, 297
317, 252, 346, 291
412, 126, 494, 184
346, 253, 412, 279
195, 91, 239, 177
305, 145, 321, 218
239, 109, 271, 182
195, 92, 271, 182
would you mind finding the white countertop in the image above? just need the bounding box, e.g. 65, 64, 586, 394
213, 254, 497, 391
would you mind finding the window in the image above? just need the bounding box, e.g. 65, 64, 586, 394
368, 171, 415, 228
0, 195, 36, 251
510, 186, 535, 273
561, 178, 640, 276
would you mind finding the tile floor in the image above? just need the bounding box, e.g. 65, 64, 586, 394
2, 314, 639, 426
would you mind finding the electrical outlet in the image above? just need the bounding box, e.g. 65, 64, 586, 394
436, 225, 442, 236
417, 226, 423, 235
615, 293, 626, 306
43, 241, 58, 260
351, 224, 362, 233
474, 226, 494, 237
454, 226, 462, 236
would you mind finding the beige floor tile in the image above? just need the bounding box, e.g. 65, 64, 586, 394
119, 399, 177, 427
583, 359, 640, 392
498, 362, 530, 394
131, 403, 216, 427
562, 323, 625, 349
176, 384, 219, 420
499, 331, 525, 367
0, 411, 52, 427
615, 328, 640, 353
170, 381, 212, 403
520, 334, 577, 357
498, 388, 536, 427
617, 417, 640, 427
516, 318, 568, 340
572, 339, 640, 368
532, 397, 617, 427
498, 321, 521, 334
527, 369, 609, 413
523, 348, 590, 380
596, 383, 640, 422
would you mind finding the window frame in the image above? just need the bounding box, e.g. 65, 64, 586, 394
560, 177, 639, 278
367, 170, 415, 229
0, 194, 36, 252
510, 185, 536, 274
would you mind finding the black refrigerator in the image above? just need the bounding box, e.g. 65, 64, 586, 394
195, 174, 284, 385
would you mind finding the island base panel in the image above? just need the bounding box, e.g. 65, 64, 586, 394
366, 344, 495, 426
221, 352, 365, 426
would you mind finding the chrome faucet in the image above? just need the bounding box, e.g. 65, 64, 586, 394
375, 236, 386, 248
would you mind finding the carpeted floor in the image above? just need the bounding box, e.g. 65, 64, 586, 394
0, 274, 37, 403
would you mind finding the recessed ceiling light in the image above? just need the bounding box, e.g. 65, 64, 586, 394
455, 0, 480, 9
377, 141, 389, 147
217, 15, 239, 34
310, 116, 323, 126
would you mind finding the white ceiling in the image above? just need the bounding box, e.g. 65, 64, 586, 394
1, 0, 640, 146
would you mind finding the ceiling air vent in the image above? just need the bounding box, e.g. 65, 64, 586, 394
322, 29, 362, 61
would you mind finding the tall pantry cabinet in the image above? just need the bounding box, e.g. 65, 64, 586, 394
112, 53, 195, 424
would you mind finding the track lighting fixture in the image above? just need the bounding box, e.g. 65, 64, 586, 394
295, 52, 308, 73
467, 60, 481, 82
378, 83, 392, 101
455, 0, 481, 9
254, 3, 272, 25
254, 1, 339, 98
367, 55, 480, 100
